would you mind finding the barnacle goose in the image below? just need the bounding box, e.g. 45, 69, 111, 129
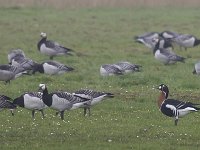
193, 61, 200, 75
172, 34, 200, 50
100, 64, 123, 76
13, 92, 47, 119
0, 95, 16, 116
114, 61, 142, 73
39, 84, 91, 120
0, 64, 28, 84
73, 89, 114, 116
8, 49, 25, 64
33, 60, 74, 75
37, 32, 74, 60
156, 84, 200, 125
159, 31, 179, 39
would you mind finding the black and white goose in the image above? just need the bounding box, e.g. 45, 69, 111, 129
0, 64, 27, 84
159, 31, 179, 39
156, 84, 200, 125
37, 32, 74, 60
13, 92, 47, 119
73, 89, 114, 116
100, 64, 123, 76
114, 61, 142, 73
32, 60, 74, 75
172, 34, 200, 50
0, 95, 16, 116
38, 84, 91, 120
193, 61, 200, 75
153, 37, 174, 51
8, 49, 25, 64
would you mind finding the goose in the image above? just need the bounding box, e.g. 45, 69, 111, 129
37, 32, 74, 60
193, 61, 200, 75
100, 64, 123, 76
114, 61, 142, 73
38, 84, 91, 120
153, 37, 174, 51
159, 31, 179, 39
73, 89, 114, 116
153, 46, 185, 65
0, 64, 28, 84
156, 84, 200, 125
0, 95, 16, 116
172, 34, 200, 50
13, 92, 47, 119
8, 49, 25, 64
32, 60, 74, 75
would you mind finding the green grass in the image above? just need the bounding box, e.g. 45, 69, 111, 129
1, 6, 200, 150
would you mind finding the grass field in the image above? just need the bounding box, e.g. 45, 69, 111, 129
1, 6, 200, 150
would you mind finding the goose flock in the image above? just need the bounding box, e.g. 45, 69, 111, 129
0, 31, 200, 125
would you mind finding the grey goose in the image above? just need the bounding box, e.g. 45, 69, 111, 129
73, 89, 114, 116
159, 31, 179, 39
8, 49, 25, 64
13, 92, 47, 119
100, 64, 123, 76
37, 32, 74, 60
114, 61, 142, 73
39, 84, 91, 120
0, 95, 16, 116
32, 60, 74, 75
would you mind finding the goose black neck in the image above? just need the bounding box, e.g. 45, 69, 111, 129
42, 87, 52, 107
37, 37, 47, 50
194, 39, 200, 46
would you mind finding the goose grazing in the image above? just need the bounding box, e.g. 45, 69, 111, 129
38, 84, 91, 120
8, 49, 25, 64
32, 60, 74, 75
0, 64, 27, 84
156, 84, 200, 125
37, 32, 74, 60
159, 31, 179, 39
73, 89, 114, 116
0, 95, 16, 116
193, 61, 200, 75
100, 64, 123, 76
135, 32, 159, 50
172, 34, 200, 50
13, 92, 47, 119
114, 61, 142, 73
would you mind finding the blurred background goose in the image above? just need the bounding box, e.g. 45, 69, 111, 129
100, 64, 123, 76
8, 49, 25, 64
159, 31, 179, 39
37, 32, 74, 60
114, 61, 142, 73
193, 61, 200, 75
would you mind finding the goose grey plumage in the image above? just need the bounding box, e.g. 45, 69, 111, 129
33, 60, 74, 75
172, 34, 200, 50
0, 65, 27, 84
153, 37, 174, 51
0, 95, 16, 116
100, 64, 123, 76
73, 89, 114, 116
114, 61, 142, 73
159, 31, 179, 39
38, 84, 91, 120
193, 61, 200, 75
8, 49, 25, 64
37, 32, 74, 60
13, 92, 47, 119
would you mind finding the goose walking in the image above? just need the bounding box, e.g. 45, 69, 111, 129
38, 84, 91, 120
37, 32, 74, 60
0, 64, 27, 84
100, 64, 123, 76
156, 84, 200, 125
73, 89, 114, 116
0, 95, 16, 116
13, 92, 47, 119
114, 61, 142, 73
33, 60, 74, 75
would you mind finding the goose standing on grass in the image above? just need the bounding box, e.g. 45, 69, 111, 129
114, 61, 142, 73
156, 84, 200, 125
0, 64, 28, 84
8, 49, 25, 64
13, 92, 47, 119
38, 84, 91, 120
0, 95, 16, 116
193, 61, 200, 75
172, 34, 200, 50
37, 32, 74, 60
73, 89, 114, 116
32, 60, 74, 75
100, 64, 123, 76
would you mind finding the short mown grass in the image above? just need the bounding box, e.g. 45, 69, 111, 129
0, 6, 200, 150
